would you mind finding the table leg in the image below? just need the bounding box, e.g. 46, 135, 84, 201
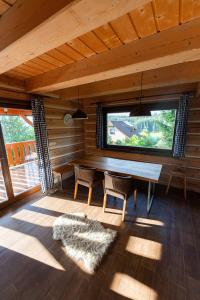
147, 181, 155, 213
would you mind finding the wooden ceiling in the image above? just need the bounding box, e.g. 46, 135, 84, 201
0, 0, 200, 97
0, 0, 16, 17
4, 0, 200, 81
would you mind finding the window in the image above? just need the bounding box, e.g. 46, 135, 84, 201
103, 102, 178, 156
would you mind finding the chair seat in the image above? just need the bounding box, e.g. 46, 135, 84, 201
77, 173, 103, 188
103, 171, 137, 222
74, 165, 104, 205
105, 188, 126, 200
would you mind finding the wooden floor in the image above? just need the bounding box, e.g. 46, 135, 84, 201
0, 161, 40, 202
0, 178, 199, 300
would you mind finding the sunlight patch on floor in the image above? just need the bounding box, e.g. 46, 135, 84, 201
12, 209, 56, 227
126, 236, 162, 260
95, 209, 122, 227
0, 226, 64, 270
110, 272, 158, 300
136, 217, 164, 226
135, 223, 152, 228
32, 196, 88, 214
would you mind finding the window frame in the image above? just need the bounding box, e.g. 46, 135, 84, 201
102, 101, 179, 157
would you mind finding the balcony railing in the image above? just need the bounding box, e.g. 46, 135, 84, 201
5, 140, 37, 167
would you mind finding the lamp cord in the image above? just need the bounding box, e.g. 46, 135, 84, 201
140, 72, 143, 105
77, 87, 80, 107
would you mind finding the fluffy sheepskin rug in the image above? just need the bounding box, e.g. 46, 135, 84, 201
53, 213, 117, 273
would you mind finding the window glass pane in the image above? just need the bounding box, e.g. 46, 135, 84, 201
107, 110, 176, 150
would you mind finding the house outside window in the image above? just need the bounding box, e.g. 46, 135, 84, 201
108, 121, 116, 135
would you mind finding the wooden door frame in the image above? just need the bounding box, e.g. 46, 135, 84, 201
0, 184, 41, 210
0, 104, 41, 209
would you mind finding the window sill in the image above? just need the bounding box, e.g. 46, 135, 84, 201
102, 145, 173, 157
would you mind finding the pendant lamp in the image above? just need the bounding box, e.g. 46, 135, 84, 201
72, 87, 88, 119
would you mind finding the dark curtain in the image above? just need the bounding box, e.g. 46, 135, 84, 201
31, 95, 54, 193
96, 103, 104, 149
173, 94, 189, 158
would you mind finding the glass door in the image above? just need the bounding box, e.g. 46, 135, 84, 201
0, 107, 40, 202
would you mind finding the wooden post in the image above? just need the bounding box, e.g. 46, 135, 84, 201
0, 124, 14, 201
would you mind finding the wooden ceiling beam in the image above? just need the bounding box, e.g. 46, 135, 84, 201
26, 17, 200, 92
0, 75, 25, 91
0, 108, 31, 115
56, 61, 200, 100
0, 0, 150, 74
0, 89, 29, 101
82, 84, 196, 104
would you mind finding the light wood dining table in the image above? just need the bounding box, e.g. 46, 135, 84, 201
70, 155, 162, 213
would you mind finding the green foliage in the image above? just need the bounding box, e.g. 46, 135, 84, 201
154, 110, 176, 148
125, 131, 158, 148
107, 135, 113, 145
0, 116, 35, 144
116, 139, 122, 145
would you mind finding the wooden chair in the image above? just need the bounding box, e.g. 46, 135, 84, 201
103, 171, 137, 222
165, 168, 187, 200
74, 164, 103, 205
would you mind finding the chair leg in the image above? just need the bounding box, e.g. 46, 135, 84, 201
103, 193, 107, 212
88, 187, 93, 205
133, 188, 137, 208
60, 174, 63, 190
122, 199, 127, 222
74, 181, 78, 200
184, 176, 187, 200
165, 175, 172, 195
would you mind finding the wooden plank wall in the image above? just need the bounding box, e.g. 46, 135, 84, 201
83, 89, 200, 193
44, 98, 84, 169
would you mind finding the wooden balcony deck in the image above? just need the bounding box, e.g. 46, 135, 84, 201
0, 160, 40, 203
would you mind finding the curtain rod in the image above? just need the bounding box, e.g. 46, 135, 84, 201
92, 91, 195, 105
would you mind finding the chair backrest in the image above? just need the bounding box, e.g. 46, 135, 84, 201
104, 171, 132, 195
74, 164, 96, 183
